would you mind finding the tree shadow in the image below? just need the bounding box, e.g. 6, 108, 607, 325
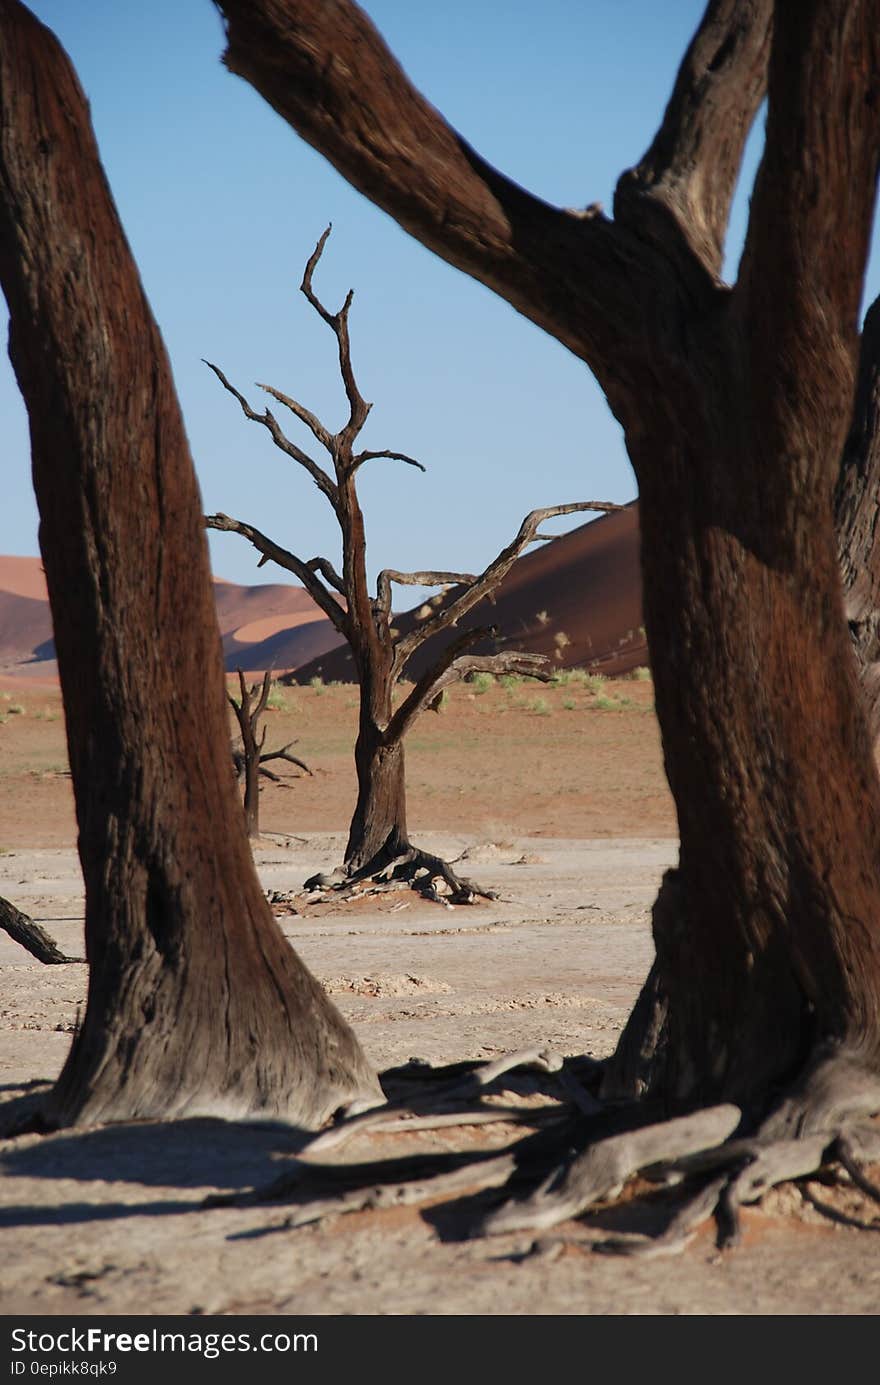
0, 1114, 313, 1228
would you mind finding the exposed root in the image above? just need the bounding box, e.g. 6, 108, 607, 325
303, 843, 499, 905
476, 1104, 743, 1236
310, 1047, 566, 1155
196, 1043, 880, 1258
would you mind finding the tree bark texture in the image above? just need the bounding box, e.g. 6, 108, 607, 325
215, 0, 880, 1109
836, 296, 880, 745
0, 0, 380, 1128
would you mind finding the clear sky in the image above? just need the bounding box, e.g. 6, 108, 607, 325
2, 2, 879, 598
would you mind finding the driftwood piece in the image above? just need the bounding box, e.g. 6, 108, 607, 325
0, 896, 78, 964
479, 1104, 742, 1236
305, 1047, 565, 1156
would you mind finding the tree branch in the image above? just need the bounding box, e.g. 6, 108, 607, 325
256, 380, 334, 453
391, 502, 624, 678
300, 226, 371, 447
0, 894, 78, 965
306, 555, 346, 597
738, 2, 880, 384
614, 0, 773, 277
375, 567, 478, 616
213, 0, 646, 367
259, 741, 312, 776
385, 628, 549, 744
203, 359, 338, 507
205, 512, 350, 637
352, 448, 426, 477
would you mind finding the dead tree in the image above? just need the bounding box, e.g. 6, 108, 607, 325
206, 230, 620, 899
0, 0, 380, 1129
229, 667, 311, 838
199, 0, 880, 1242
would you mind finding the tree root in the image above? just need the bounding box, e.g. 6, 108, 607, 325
200, 1045, 880, 1257
303, 843, 499, 905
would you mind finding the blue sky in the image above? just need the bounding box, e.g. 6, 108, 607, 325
2, 2, 878, 598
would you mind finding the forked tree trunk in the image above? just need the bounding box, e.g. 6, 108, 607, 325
0, 0, 380, 1128
215, 0, 880, 1118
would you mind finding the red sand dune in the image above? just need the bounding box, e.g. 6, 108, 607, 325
0, 503, 644, 685
0, 564, 341, 681
290, 502, 645, 684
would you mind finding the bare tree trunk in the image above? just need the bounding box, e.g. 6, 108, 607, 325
0, 0, 380, 1128
630, 391, 880, 1106
836, 296, 880, 746
346, 724, 407, 873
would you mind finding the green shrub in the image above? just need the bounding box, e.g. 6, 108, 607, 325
265, 686, 289, 710
469, 671, 494, 694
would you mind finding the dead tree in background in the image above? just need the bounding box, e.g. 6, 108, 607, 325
204, 0, 880, 1241
0, 0, 380, 1130
207, 230, 620, 899
229, 667, 310, 838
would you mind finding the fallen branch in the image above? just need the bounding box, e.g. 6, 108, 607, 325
0, 895, 79, 964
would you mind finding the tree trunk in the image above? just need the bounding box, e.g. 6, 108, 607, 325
345, 724, 408, 873
344, 636, 407, 873
624, 363, 880, 1110
835, 295, 880, 746
0, 0, 380, 1128
242, 753, 260, 838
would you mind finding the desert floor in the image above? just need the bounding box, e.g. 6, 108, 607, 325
1, 676, 879, 1316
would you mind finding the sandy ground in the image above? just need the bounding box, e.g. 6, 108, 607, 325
1, 682, 879, 1315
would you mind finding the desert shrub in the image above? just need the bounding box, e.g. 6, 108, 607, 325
469, 672, 494, 694
265, 686, 289, 710
594, 694, 619, 711
563, 698, 576, 711
531, 696, 551, 716
309, 676, 325, 694
626, 665, 652, 682
499, 674, 524, 689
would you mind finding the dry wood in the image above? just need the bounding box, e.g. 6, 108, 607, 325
591, 1175, 731, 1260
203, 361, 337, 507
205, 513, 350, 636
479, 1104, 742, 1236
303, 1048, 565, 1156
390, 503, 625, 679
0, 896, 78, 965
